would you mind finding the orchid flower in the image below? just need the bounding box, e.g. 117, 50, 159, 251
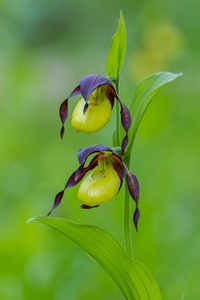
59, 74, 131, 153
48, 144, 140, 230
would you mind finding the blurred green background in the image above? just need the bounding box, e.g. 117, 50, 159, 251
1, 0, 200, 299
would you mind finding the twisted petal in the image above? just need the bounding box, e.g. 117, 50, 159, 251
105, 83, 132, 153
115, 95, 132, 154
47, 153, 100, 216
47, 145, 125, 216
125, 168, 140, 230
133, 208, 140, 232
59, 85, 81, 138
125, 171, 139, 206
112, 154, 125, 190
80, 204, 99, 209
47, 190, 64, 216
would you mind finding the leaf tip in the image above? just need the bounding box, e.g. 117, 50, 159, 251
27, 217, 35, 224
27, 217, 42, 224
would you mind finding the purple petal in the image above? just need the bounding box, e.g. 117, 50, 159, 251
120, 104, 131, 153
47, 190, 64, 216
112, 154, 125, 191
74, 165, 85, 181
125, 171, 140, 205
47, 158, 96, 215
125, 169, 140, 231
105, 85, 115, 108
65, 166, 87, 189
77, 144, 113, 165
133, 207, 140, 231
120, 102, 132, 131
59, 99, 68, 139
47, 162, 94, 216
59, 85, 81, 138
80, 204, 99, 209
65, 170, 83, 188
83, 102, 89, 114
80, 74, 113, 101
60, 126, 65, 139
121, 135, 128, 154
115, 96, 132, 154
65, 155, 100, 189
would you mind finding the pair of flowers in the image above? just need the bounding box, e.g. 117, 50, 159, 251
48, 74, 140, 230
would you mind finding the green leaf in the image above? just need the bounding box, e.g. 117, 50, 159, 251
29, 217, 161, 300
127, 72, 182, 154
106, 10, 126, 79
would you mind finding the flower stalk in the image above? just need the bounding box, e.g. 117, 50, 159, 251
114, 76, 120, 147
114, 75, 134, 257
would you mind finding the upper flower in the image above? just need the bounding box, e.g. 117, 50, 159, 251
59, 74, 131, 153
48, 144, 140, 230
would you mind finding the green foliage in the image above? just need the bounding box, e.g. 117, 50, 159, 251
30, 217, 161, 300
28, 12, 182, 300
3, 2, 200, 299
127, 72, 182, 155
106, 10, 126, 80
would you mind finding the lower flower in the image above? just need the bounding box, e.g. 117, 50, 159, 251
48, 144, 140, 230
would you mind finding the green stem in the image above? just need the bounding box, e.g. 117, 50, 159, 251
123, 155, 133, 258
115, 76, 133, 258
115, 76, 120, 146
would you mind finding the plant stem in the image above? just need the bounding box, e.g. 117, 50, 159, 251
115, 76, 133, 258
123, 155, 133, 258
115, 76, 120, 146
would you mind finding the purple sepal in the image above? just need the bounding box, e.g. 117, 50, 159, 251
125, 170, 140, 231
65, 154, 100, 189
77, 144, 113, 165
105, 86, 115, 108
59, 85, 81, 138
83, 102, 89, 114
121, 135, 128, 155
125, 171, 140, 206
59, 99, 68, 138
60, 125, 65, 139
47, 190, 64, 216
65, 167, 85, 189
80, 74, 113, 101
47, 155, 99, 215
112, 155, 125, 191
80, 204, 99, 209
115, 96, 132, 154
133, 207, 140, 231
120, 102, 132, 132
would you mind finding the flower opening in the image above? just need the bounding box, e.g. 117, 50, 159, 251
71, 85, 112, 133
78, 153, 121, 206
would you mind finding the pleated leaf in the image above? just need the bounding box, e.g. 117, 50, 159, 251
106, 10, 126, 79
127, 71, 182, 154
30, 217, 161, 300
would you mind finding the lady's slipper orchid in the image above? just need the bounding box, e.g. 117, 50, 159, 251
48, 144, 140, 230
59, 74, 131, 153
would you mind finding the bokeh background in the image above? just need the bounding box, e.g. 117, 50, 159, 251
1, 0, 199, 299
